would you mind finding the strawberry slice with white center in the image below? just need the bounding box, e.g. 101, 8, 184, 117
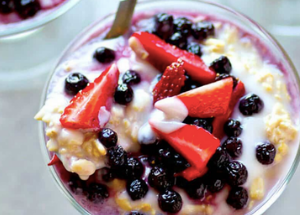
129, 32, 216, 84
153, 59, 186, 103
60, 64, 119, 130
156, 78, 233, 119
149, 120, 220, 176
213, 80, 245, 139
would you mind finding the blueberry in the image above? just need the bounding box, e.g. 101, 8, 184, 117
122, 70, 141, 85
175, 176, 189, 189
166, 32, 187, 50
224, 119, 242, 137
239, 94, 264, 116
14, 0, 40, 19
186, 42, 202, 57
215, 73, 238, 89
107, 146, 127, 170
210, 56, 232, 74
0, 0, 14, 14
87, 183, 109, 203
128, 212, 144, 215
183, 116, 213, 133
256, 142, 276, 165
148, 166, 174, 191
222, 137, 243, 158
154, 13, 174, 40
207, 147, 230, 171
125, 157, 144, 180
114, 83, 133, 105
173, 17, 192, 35
186, 178, 207, 200
226, 187, 248, 209
126, 179, 148, 201
65, 73, 89, 96
98, 128, 118, 148
100, 167, 115, 182
158, 189, 182, 213
226, 161, 248, 186
191, 21, 215, 41
93, 47, 116, 63
180, 73, 201, 93
206, 174, 225, 193
67, 174, 87, 195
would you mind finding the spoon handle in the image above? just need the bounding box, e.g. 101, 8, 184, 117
105, 0, 137, 39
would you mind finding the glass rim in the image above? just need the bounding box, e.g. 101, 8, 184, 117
0, 0, 81, 38
38, 0, 300, 215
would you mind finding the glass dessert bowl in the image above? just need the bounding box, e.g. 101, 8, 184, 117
36, 0, 300, 215
0, 0, 81, 37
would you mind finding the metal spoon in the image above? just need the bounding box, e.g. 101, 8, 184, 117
105, 0, 137, 39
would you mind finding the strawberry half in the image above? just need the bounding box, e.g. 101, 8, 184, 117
213, 80, 245, 139
60, 64, 120, 130
129, 32, 216, 84
149, 120, 220, 178
48, 154, 60, 166
153, 59, 186, 103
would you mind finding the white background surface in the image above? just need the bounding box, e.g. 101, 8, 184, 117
0, 0, 299, 214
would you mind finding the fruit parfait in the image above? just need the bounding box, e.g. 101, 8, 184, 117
0, 0, 76, 35
35, 1, 300, 215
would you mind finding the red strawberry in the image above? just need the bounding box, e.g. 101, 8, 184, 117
213, 80, 245, 139
177, 166, 208, 181
48, 154, 60, 166
149, 120, 220, 175
153, 59, 186, 103
129, 32, 216, 84
60, 64, 119, 130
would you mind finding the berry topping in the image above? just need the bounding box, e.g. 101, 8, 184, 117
98, 128, 118, 148
215, 73, 238, 89
224, 119, 242, 137
129, 32, 216, 84
166, 32, 187, 50
125, 157, 144, 180
60, 64, 119, 130
148, 166, 174, 191
14, 0, 40, 19
186, 178, 207, 200
191, 21, 215, 41
152, 59, 186, 103
256, 142, 276, 165
107, 145, 128, 170
68, 174, 87, 195
122, 70, 141, 85
222, 137, 243, 158
183, 116, 213, 133
87, 183, 109, 203
226, 161, 248, 186
114, 83, 133, 105
209, 56, 232, 74
100, 167, 115, 182
93, 47, 116, 63
226, 187, 249, 210
126, 179, 148, 201
65, 73, 89, 96
206, 173, 225, 193
207, 146, 229, 171
186, 42, 202, 57
158, 189, 182, 213
173, 17, 192, 35
175, 78, 233, 118
239, 94, 264, 116
154, 13, 174, 40
0, 0, 14, 14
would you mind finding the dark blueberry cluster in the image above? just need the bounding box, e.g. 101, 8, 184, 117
93, 47, 116, 64
215, 73, 238, 89
180, 73, 202, 92
98, 128, 118, 148
114, 83, 134, 105
158, 189, 182, 213
153, 13, 174, 40
0, 0, 41, 19
126, 179, 149, 200
256, 142, 276, 165
239, 94, 264, 116
65, 73, 89, 96
224, 119, 243, 137
173, 17, 192, 35
183, 116, 214, 133
210, 56, 232, 74
222, 137, 243, 158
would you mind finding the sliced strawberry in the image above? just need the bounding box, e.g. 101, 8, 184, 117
213, 81, 245, 139
150, 120, 220, 176
48, 154, 60, 166
129, 32, 216, 84
177, 166, 208, 181
153, 59, 186, 103
60, 64, 119, 130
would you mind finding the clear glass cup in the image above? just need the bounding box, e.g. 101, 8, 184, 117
0, 0, 81, 38
38, 0, 300, 214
